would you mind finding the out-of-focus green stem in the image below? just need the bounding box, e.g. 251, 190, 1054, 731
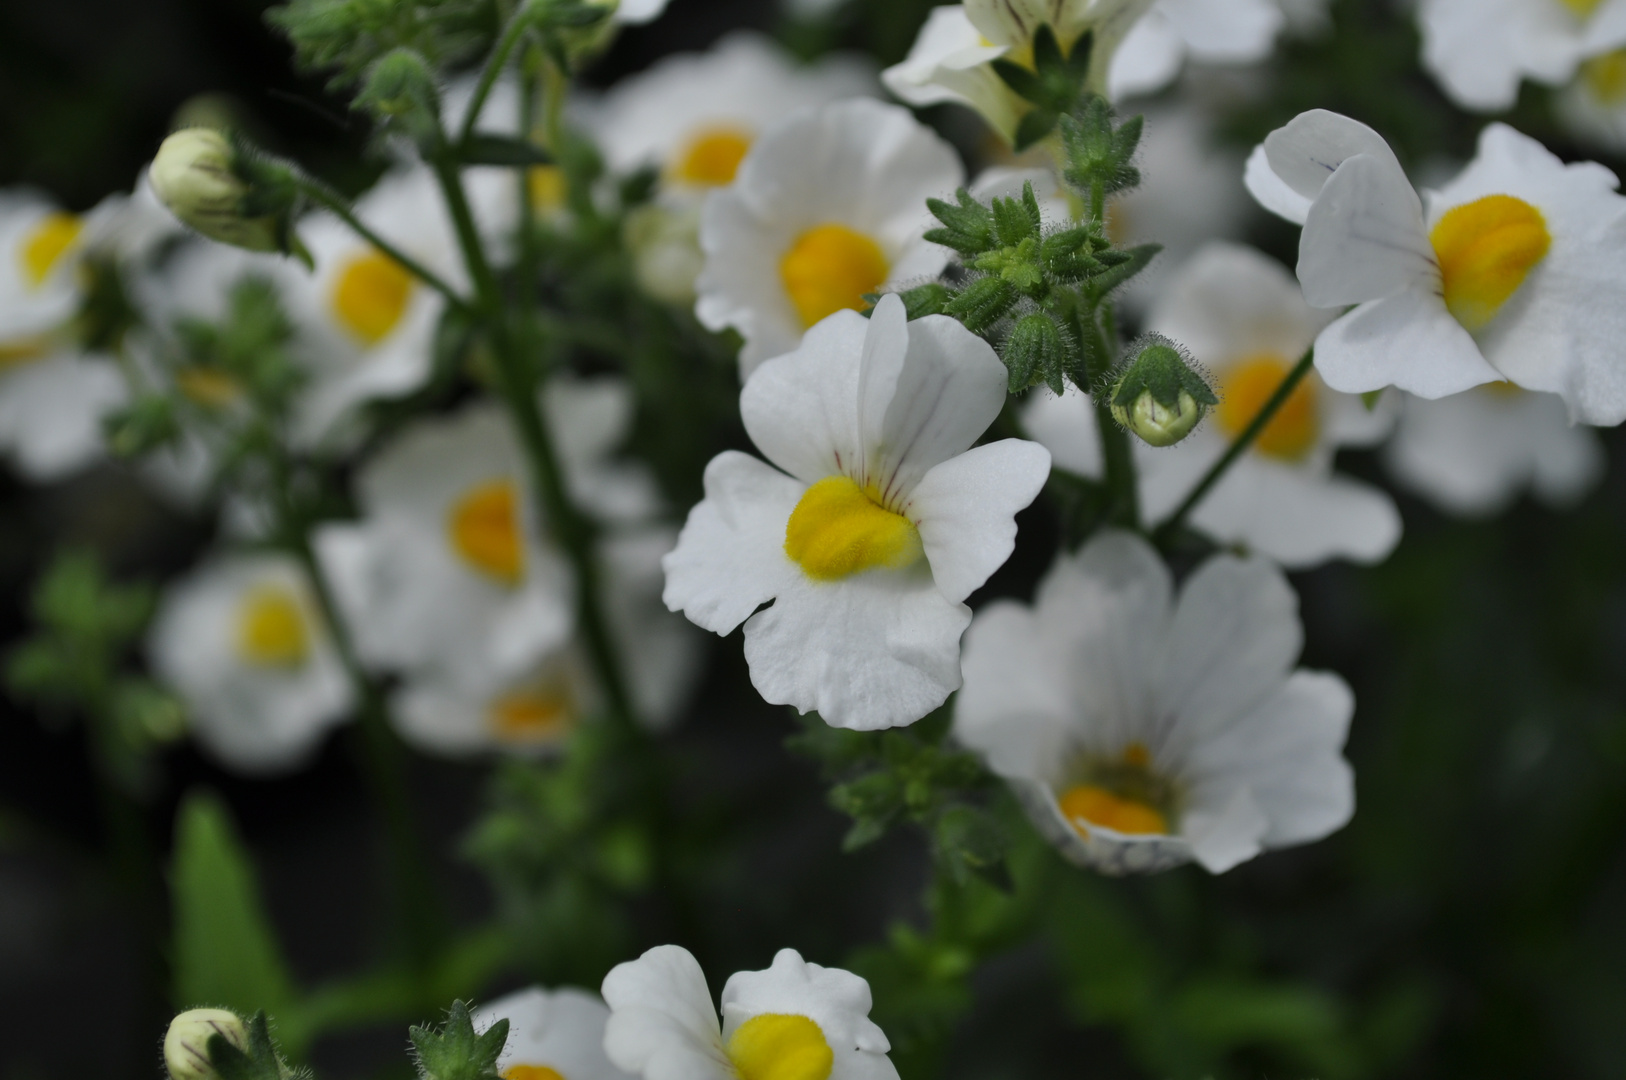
295, 176, 469, 313
457, 4, 536, 145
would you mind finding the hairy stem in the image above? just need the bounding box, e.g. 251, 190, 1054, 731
1153, 346, 1315, 543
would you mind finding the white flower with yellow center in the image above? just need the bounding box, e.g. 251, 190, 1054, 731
1109, 0, 1286, 100
663, 295, 1051, 730
695, 99, 963, 377
1418, 0, 1626, 111
602, 945, 898, 1080
148, 552, 352, 774
314, 395, 604, 690
1557, 48, 1626, 150
392, 527, 701, 755
1383, 385, 1606, 516
0, 189, 132, 480
277, 166, 468, 445
955, 530, 1355, 875
473, 985, 635, 1080
1246, 111, 1626, 426
1025, 242, 1400, 568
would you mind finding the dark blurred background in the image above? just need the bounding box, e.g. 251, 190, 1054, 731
4, 1, 1626, 1078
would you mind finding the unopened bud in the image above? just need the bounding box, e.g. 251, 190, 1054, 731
164, 1009, 248, 1080
1108, 335, 1216, 448
356, 49, 442, 149
149, 130, 281, 254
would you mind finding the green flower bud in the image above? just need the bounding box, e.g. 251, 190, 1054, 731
149, 130, 282, 253
164, 1009, 248, 1080
356, 49, 442, 149
1108, 335, 1217, 448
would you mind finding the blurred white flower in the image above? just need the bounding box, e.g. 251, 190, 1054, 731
696, 99, 961, 377
1418, 0, 1626, 111
663, 295, 1050, 730
1109, 0, 1286, 101
955, 529, 1355, 875
472, 985, 635, 1080
315, 381, 647, 692
149, 552, 352, 773
1557, 48, 1626, 150
1246, 110, 1626, 426
1383, 385, 1605, 516
392, 527, 701, 755
602, 945, 897, 1080
1026, 242, 1400, 568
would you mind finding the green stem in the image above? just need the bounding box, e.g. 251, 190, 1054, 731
457, 4, 536, 145
1072, 299, 1139, 529
1153, 346, 1315, 544
281, 493, 447, 968
428, 153, 641, 736
296, 177, 469, 313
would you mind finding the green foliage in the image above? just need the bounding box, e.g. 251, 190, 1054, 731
1109, 338, 1218, 412
267, 0, 499, 89
205, 1012, 296, 1080
354, 47, 444, 150
410, 1001, 508, 1080
990, 26, 1095, 151
1058, 97, 1144, 201
170, 792, 299, 1025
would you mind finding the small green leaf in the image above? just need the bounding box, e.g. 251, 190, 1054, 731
989, 59, 1048, 105
410, 1000, 509, 1080
1013, 108, 1061, 152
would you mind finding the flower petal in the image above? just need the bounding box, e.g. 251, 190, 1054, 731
1314, 288, 1501, 398
741, 309, 869, 485
1298, 152, 1435, 308
907, 439, 1051, 603
602, 946, 730, 1080
1261, 109, 1402, 211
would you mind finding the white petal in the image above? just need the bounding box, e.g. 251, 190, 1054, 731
1261, 109, 1404, 209
1245, 144, 1314, 225
1298, 152, 1435, 308
1181, 785, 1269, 873
1157, 0, 1284, 62
741, 569, 970, 731
661, 452, 804, 636
1419, 0, 1579, 111
740, 309, 868, 486
602, 946, 731, 1080
954, 601, 1078, 782
1019, 386, 1101, 478
1313, 289, 1501, 398
907, 439, 1051, 603
1108, 10, 1185, 100
1147, 241, 1327, 366
0, 353, 126, 481
477, 986, 634, 1080
721, 949, 896, 1077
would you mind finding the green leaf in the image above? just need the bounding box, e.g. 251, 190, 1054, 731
989, 59, 1048, 105
207, 1013, 288, 1080
1013, 108, 1060, 152
410, 1001, 508, 1080
1086, 242, 1161, 300
171, 791, 297, 1022
457, 133, 553, 167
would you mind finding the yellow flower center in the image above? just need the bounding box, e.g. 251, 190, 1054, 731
784, 475, 923, 582
1430, 194, 1551, 332
1214, 353, 1320, 461
448, 479, 525, 585
175, 367, 243, 408
1560, 0, 1604, 17
330, 249, 415, 345
779, 224, 890, 329
486, 685, 574, 745
1058, 742, 1174, 839
1482, 379, 1525, 400
19, 212, 83, 289
528, 166, 568, 211
502, 1067, 565, 1080
235, 585, 311, 667
672, 127, 754, 187
727, 1014, 834, 1080
1581, 49, 1626, 105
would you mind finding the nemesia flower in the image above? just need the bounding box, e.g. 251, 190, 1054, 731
955, 529, 1355, 875
149, 552, 352, 773
1383, 386, 1605, 516
882, 0, 1155, 143
695, 99, 962, 376
1246, 111, 1626, 426
663, 295, 1051, 730
1418, 0, 1626, 111
1557, 48, 1626, 150
473, 985, 635, 1080
392, 528, 701, 755
1109, 0, 1286, 100
1025, 242, 1400, 568
602, 945, 898, 1080
314, 383, 653, 690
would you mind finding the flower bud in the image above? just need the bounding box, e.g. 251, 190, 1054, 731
164, 1009, 248, 1080
1108, 335, 1216, 448
149, 130, 280, 254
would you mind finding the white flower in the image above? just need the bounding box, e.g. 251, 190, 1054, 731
0, 347, 127, 481
695, 99, 962, 377
1418, 0, 1626, 111
1109, 0, 1286, 101
1383, 386, 1605, 516
315, 380, 651, 691
663, 295, 1050, 730
614, 0, 669, 24
149, 552, 352, 774
392, 527, 701, 755
602, 945, 897, 1080
1557, 48, 1626, 150
1025, 242, 1400, 568
955, 529, 1355, 875
590, 33, 876, 196
1246, 111, 1626, 426
276, 166, 474, 445
472, 985, 634, 1080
